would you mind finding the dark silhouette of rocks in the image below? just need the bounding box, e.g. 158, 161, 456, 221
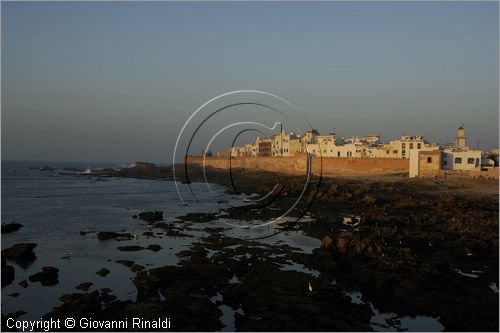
96, 231, 132, 241
1, 223, 23, 233
96, 268, 110, 277
138, 211, 163, 222
146, 244, 162, 252
29, 266, 59, 286
2, 243, 37, 267
75, 282, 93, 291
2, 258, 15, 287
115, 260, 134, 267
117, 245, 143, 252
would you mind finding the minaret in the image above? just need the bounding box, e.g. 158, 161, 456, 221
455, 125, 467, 148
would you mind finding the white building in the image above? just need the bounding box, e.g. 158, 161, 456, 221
270, 131, 301, 157
442, 126, 481, 171
409, 125, 483, 177
243, 143, 257, 157
441, 148, 481, 171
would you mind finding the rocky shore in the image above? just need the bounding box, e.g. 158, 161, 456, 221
2, 162, 498, 331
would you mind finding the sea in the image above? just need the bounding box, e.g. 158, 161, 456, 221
1, 160, 444, 331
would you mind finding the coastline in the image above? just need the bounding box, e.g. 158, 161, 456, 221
103, 162, 499, 330
2, 162, 498, 331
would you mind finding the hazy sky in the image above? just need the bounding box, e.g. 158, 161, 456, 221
2, 1, 498, 163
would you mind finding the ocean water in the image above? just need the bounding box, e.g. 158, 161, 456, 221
0, 161, 319, 323
1, 161, 235, 318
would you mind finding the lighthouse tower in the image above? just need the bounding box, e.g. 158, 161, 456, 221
455, 125, 467, 148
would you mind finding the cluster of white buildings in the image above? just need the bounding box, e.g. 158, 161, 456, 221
223, 126, 495, 175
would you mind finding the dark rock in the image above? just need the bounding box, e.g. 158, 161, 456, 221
142, 231, 154, 237
75, 282, 93, 291
79, 230, 95, 235
320, 235, 334, 250
138, 211, 164, 222
97, 231, 132, 241
29, 266, 59, 286
2, 258, 15, 287
1, 223, 23, 233
2, 243, 37, 266
146, 244, 162, 252
132, 215, 138, 219
130, 264, 145, 272
43, 290, 102, 322
96, 268, 110, 277
9, 293, 19, 298
176, 212, 218, 223
221, 263, 373, 331
115, 260, 134, 267
8, 310, 27, 319
62, 167, 79, 171
117, 245, 143, 252
18, 280, 28, 288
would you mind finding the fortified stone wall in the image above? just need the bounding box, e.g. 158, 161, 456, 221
186, 155, 410, 177
444, 168, 499, 180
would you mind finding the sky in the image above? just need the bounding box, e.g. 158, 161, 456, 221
2, 1, 498, 163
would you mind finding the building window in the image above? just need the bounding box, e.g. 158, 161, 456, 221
402, 150, 406, 156
347, 151, 352, 157
337, 152, 340, 157
386, 150, 389, 154
393, 150, 398, 154
417, 143, 421, 149
324, 150, 327, 153
427, 157, 432, 163
410, 143, 414, 149
467, 158, 474, 164
402, 143, 406, 149
443, 160, 447, 166
455, 157, 462, 164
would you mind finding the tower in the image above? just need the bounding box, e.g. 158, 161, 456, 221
455, 125, 467, 148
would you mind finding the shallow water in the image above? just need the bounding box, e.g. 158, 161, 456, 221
1, 161, 322, 326
342, 290, 444, 331
1, 161, 244, 319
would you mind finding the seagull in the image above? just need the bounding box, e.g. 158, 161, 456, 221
308, 282, 313, 292
428, 241, 432, 247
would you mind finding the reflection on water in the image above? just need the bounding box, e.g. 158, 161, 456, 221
452, 268, 480, 278
342, 290, 444, 332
